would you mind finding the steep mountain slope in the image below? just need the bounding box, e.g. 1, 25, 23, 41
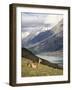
22, 48, 39, 62
28, 19, 63, 54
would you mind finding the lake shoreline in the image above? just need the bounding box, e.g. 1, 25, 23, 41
22, 48, 63, 70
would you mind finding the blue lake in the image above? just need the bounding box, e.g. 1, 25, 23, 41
36, 54, 63, 67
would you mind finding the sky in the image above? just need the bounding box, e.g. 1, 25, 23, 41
21, 12, 63, 40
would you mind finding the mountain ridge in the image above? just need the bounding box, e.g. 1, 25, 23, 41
27, 19, 63, 54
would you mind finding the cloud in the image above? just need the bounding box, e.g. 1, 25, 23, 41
21, 12, 63, 30
35, 31, 40, 36
21, 27, 40, 32
22, 32, 30, 39
21, 12, 46, 27
21, 12, 63, 40
44, 15, 63, 27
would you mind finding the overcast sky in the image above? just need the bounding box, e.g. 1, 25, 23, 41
21, 12, 63, 39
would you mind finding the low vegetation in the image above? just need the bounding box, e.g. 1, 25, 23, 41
21, 57, 63, 77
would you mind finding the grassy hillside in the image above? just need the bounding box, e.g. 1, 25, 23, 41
21, 48, 63, 77
21, 57, 63, 77
22, 48, 63, 69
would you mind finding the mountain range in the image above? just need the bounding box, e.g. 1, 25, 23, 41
22, 19, 63, 54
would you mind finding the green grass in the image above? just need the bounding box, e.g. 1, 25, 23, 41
21, 57, 63, 77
